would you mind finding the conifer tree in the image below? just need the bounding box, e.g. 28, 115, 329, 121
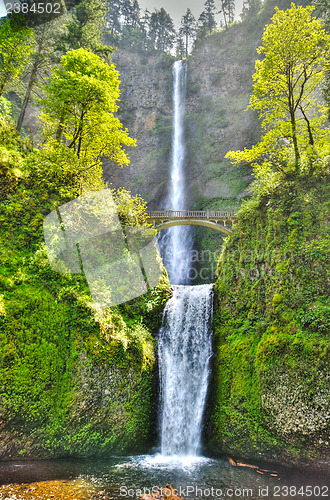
149, 8, 176, 52
180, 8, 196, 57
16, 19, 64, 131
198, 0, 217, 37
106, 0, 122, 42
242, 0, 262, 19
218, 0, 235, 29
59, 0, 112, 57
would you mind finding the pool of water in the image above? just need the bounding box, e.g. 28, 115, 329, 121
0, 455, 328, 500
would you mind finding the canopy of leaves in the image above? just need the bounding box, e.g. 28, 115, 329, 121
226, 3, 330, 174
0, 18, 35, 97
39, 48, 136, 192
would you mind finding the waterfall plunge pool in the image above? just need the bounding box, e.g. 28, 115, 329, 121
0, 455, 329, 499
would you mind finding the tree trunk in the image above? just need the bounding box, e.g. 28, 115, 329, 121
288, 81, 300, 170
290, 109, 300, 169
0, 71, 10, 97
300, 106, 314, 146
17, 65, 37, 132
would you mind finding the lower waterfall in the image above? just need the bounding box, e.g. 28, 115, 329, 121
158, 284, 213, 457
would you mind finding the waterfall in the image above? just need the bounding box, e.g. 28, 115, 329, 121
158, 60, 193, 285
156, 61, 213, 459
158, 285, 213, 457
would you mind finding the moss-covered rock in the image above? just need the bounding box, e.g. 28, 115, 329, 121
0, 118, 170, 460
207, 173, 330, 471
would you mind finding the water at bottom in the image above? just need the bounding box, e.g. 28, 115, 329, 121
0, 455, 328, 500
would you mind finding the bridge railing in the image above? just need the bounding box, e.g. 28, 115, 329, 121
146, 210, 237, 219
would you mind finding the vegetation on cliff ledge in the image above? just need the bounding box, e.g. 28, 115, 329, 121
208, 4, 330, 468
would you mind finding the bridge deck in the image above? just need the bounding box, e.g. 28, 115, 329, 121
146, 210, 236, 219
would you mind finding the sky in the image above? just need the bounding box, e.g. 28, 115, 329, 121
138, 0, 245, 26
0, 0, 6, 18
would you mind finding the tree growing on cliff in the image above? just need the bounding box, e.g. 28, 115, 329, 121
197, 0, 217, 39
313, 0, 330, 118
149, 8, 176, 52
59, 0, 112, 58
0, 18, 35, 97
218, 0, 235, 29
242, 0, 262, 19
16, 18, 66, 132
179, 9, 196, 57
226, 4, 330, 174
39, 49, 135, 192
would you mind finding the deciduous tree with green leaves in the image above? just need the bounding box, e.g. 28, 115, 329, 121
39, 48, 136, 193
0, 18, 35, 97
226, 3, 330, 174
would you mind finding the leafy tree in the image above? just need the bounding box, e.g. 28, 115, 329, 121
39, 48, 136, 192
218, 0, 235, 29
226, 4, 330, 173
179, 8, 196, 57
198, 0, 217, 38
0, 18, 35, 97
16, 18, 65, 131
149, 8, 176, 52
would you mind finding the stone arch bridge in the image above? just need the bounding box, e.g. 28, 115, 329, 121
146, 210, 237, 235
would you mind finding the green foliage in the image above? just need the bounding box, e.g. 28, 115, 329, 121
208, 171, 330, 461
39, 48, 136, 193
112, 187, 149, 226
0, 18, 35, 97
226, 4, 330, 172
0, 97, 12, 117
59, 0, 113, 57
0, 101, 169, 457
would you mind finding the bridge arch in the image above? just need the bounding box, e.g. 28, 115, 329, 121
153, 219, 232, 235
146, 210, 236, 236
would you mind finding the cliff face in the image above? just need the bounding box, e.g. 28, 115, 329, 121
103, 23, 261, 210
103, 50, 174, 209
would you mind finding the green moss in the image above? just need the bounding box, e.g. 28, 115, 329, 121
207, 173, 330, 464
0, 118, 170, 459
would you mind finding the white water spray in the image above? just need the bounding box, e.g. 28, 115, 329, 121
158, 285, 213, 456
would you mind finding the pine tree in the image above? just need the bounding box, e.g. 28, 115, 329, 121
106, 0, 122, 42
198, 0, 217, 38
218, 0, 235, 29
180, 8, 196, 57
149, 8, 176, 52
17, 18, 65, 131
59, 0, 111, 57
242, 0, 262, 19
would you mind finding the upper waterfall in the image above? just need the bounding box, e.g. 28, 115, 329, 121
157, 60, 193, 286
